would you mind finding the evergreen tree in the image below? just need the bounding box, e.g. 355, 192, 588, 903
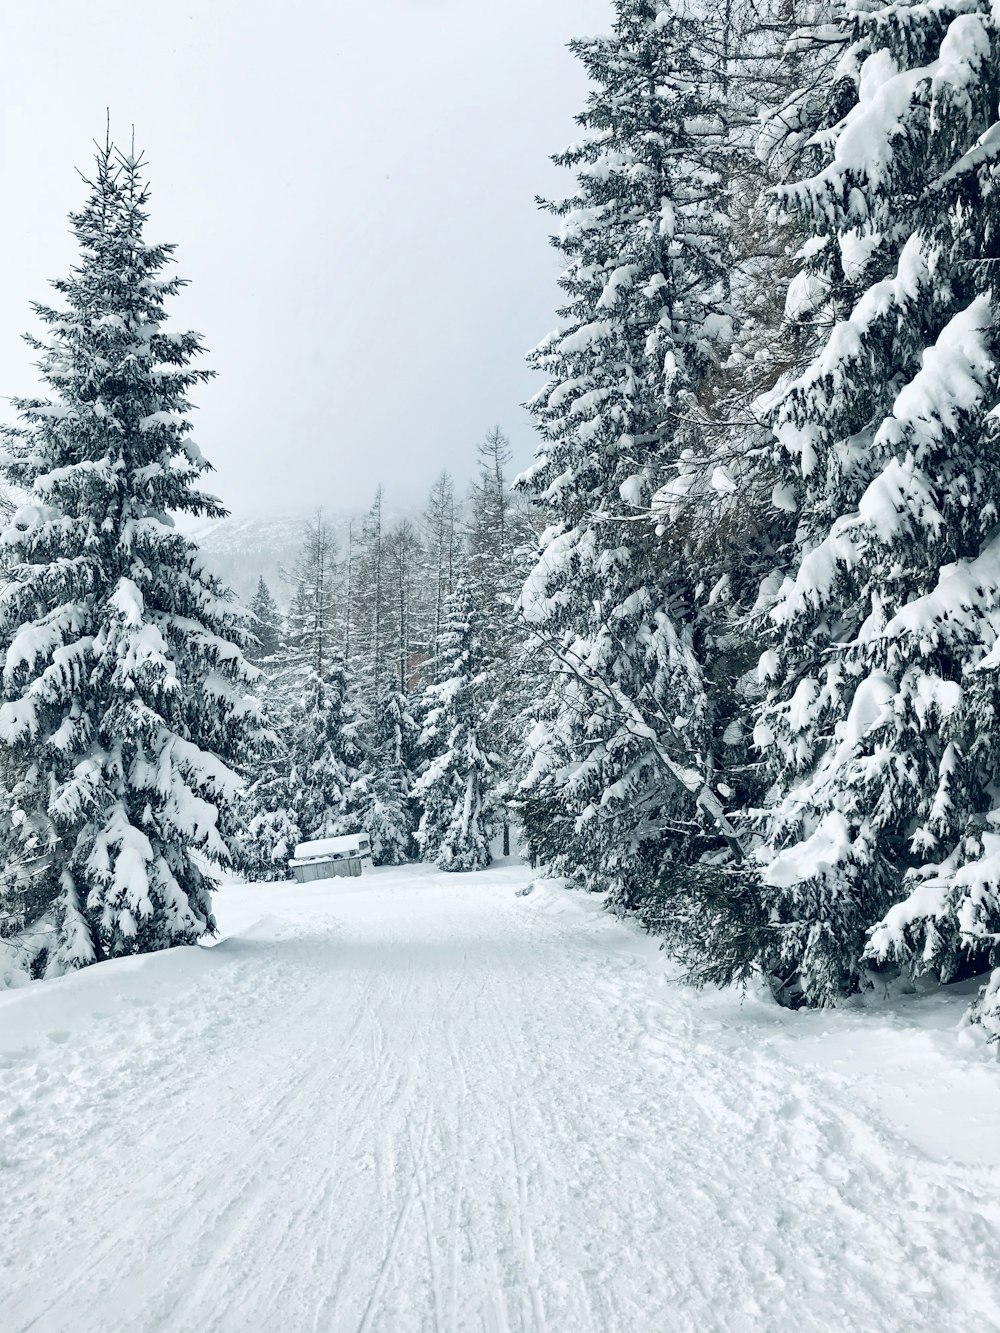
247, 576, 283, 664
354, 485, 391, 694
239, 758, 301, 882
358, 680, 420, 864
283, 510, 358, 840
467, 427, 536, 858
422, 471, 460, 684
467, 428, 516, 608
514, 0, 739, 904
238, 592, 298, 881
287, 649, 366, 842
0, 140, 261, 968
386, 517, 423, 695
738, 0, 1000, 1006
351, 518, 424, 864
241, 640, 368, 878
633, 0, 842, 976
285, 511, 338, 677
415, 576, 497, 871
243, 506, 370, 870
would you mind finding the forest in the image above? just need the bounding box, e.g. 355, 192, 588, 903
1, 0, 999, 1056
6, 1, 1000, 1328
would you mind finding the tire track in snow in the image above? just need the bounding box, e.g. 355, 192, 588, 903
356, 1103, 433, 1333
410, 1104, 446, 1333
14, 956, 338, 1332
206, 928, 445, 1331
507, 1100, 546, 1333
307, 966, 419, 1332
170, 967, 391, 1330
486, 984, 549, 1333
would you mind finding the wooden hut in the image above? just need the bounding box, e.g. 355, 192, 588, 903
288, 833, 372, 883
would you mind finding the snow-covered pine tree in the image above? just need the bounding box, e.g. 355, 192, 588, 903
354, 519, 423, 864
247, 576, 283, 664
414, 575, 497, 871
358, 680, 419, 864
0, 140, 262, 968
634, 0, 849, 970
287, 647, 366, 842
514, 0, 738, 904
246, 512, 370, 864
239, 741, 301, 883
743, 0, 1000, 1006
285, 510, 339, 678
466, 428, 537, 859
422, 471, 460, 684
344, 509, 418, 863
241, 636, 369, 880
354, 485, 391, 694
467, 428, 516, 606
349, 501, 425, 862
237, 581, 297, 880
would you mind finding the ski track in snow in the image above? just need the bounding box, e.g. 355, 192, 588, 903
2, 864, 999, 1333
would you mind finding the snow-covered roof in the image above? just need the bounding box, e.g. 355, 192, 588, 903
293, 834, 371, 862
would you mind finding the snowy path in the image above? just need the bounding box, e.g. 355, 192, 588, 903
3, 864, 1000, 1333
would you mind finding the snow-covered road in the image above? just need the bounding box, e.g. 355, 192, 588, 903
3, 864, 1000, 1332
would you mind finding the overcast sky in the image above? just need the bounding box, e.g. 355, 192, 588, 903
0, 0, 612, 518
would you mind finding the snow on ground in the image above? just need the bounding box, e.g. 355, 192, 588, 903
2, 862, 999, 1332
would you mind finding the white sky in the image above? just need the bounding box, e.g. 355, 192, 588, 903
0, 0, 611, 517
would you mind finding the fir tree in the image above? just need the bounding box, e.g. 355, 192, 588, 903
0, 140, 261, 968
241, 507, 370, 872
354, 485, 391, 694
514, 0, 739, 903
247, 576, 283, 664
352, 518, 424, 864
358, 681, 420, 865
239, 762, 300, 882
288, 649, 366, 842
633, 0, 842, 979
422, 471, 460, 684
285, 511, 338, 678
415, 576, 497, 871
467, 428, 517, 611
741, 0, 1000, 1005
467, 427, 537, 858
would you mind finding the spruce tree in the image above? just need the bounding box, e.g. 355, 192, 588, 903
241, 509, 370, 872
354, 485, 390, 694
466, 428, 523, 857
467, 428, 517, 615
287, 649, 366, 842
285, 512, 360, 839
345, 516, 420, 863
637, 0, 848, 978
284, 511, 338, 679
247, 576, 282, 664
239, 644, 368, 879
239, 757, 301, 882
414, 576, 497, 871
0, 140, 261, 967
358, 681, 419, 864
514, 0, 738, 904
742, 0, 1000, 1005
422, 471, 459, 684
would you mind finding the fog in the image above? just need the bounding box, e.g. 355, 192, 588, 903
0, 0, 612, 518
